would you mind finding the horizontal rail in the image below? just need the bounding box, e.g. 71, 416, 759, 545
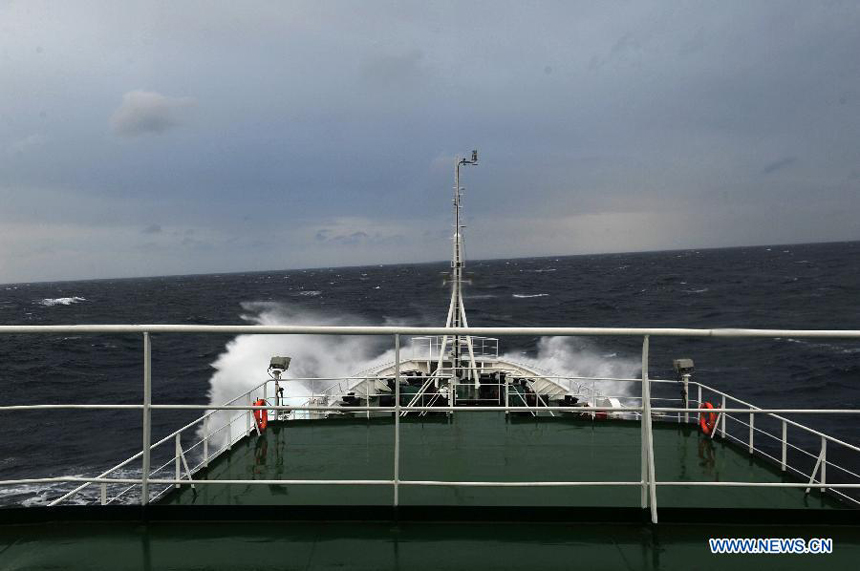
7, 477, 860, 489
0, 405, 640, 412
692, 380, 860, 453
8, 404, 860, 415
2, 324, 860, 338
0, 478, 396, 486
156, 405, 639, 412
46, 379, 271, 506
651, 408, 860, 415
0, 405, 143, 411
400, 480, 641, 487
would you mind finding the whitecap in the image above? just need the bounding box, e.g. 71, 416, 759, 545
512, 293, 549, 299
294, 290, 322, 297
39, 296, 86, 307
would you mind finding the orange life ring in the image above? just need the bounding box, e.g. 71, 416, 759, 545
699, 402, 717, 435
253, 398, 268, 431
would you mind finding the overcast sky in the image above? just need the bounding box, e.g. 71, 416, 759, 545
2, 1, 859, 283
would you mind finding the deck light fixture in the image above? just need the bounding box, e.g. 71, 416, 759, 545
268, 356, 291, 379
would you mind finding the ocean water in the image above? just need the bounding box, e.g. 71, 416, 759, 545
0, 241, 859, 506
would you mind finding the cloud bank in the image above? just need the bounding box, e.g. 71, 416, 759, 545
110, 90, 196, 137
0, 1, 858, 283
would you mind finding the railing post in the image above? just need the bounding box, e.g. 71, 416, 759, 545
246, 393, 252, 437
641, 335, 658, 523
100, 483, 107, 506
749, 411, 754, 454
640, 373, 647, 509
720, 395, 726, 438
174, 433, 181, 489
393, 334, 401, 507
591, 380, 596, 420
140, 332, 152, 506
203, 415, 210, 468
821, 437, 827, 493
781, 420, 787, 472
228, 412, 233, 450
141, 332, 152, 506
682, 374, 689, 424
263, 381, 268, 424
697, 385, 702, 424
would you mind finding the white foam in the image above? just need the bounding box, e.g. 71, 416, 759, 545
502, 337, 640, 402
512, 293, 549, 298
199, 302, 394, 448
294, 290, 322, 297
39, 296, 86, 307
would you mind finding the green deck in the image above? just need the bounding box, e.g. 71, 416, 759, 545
163, 413, 843, 509
0, 413, 856, 570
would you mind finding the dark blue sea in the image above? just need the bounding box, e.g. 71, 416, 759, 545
1, 241, 859, 506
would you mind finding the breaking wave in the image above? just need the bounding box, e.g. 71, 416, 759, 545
39, 296, 86, 307
202, 306, 643, 445
512, 293, 549, 299
502, 337, 640, 402
199, 302, 394, 447
294, 290, 322, 297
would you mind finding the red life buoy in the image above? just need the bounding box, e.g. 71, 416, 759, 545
699, 402, 717, 435
253, 398, 268, 431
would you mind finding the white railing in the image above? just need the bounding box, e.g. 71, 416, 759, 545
0, 324, 858, 524
410, 335, 499, 361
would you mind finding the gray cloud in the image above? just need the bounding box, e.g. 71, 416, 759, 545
1, 1, 859, 283
360, 49, 425, 87
7, 134, 47, 155
142, 224, 162, 234
315, 228, 404, 246
762, 157, 798, 175
110, 90, 195, 137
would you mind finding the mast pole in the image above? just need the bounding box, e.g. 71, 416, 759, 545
452, 157, 462, 381
448, 150, 478, 394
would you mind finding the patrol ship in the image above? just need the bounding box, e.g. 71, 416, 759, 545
0, 152, 858, 570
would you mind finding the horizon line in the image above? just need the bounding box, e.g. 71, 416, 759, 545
3, 237, 858, 288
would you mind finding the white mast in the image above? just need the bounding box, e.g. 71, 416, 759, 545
445, 150, 479, 390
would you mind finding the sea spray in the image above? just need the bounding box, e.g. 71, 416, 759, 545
502, 337, 640, 403
199, 302, 394, 447
201, 306, 640, 447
